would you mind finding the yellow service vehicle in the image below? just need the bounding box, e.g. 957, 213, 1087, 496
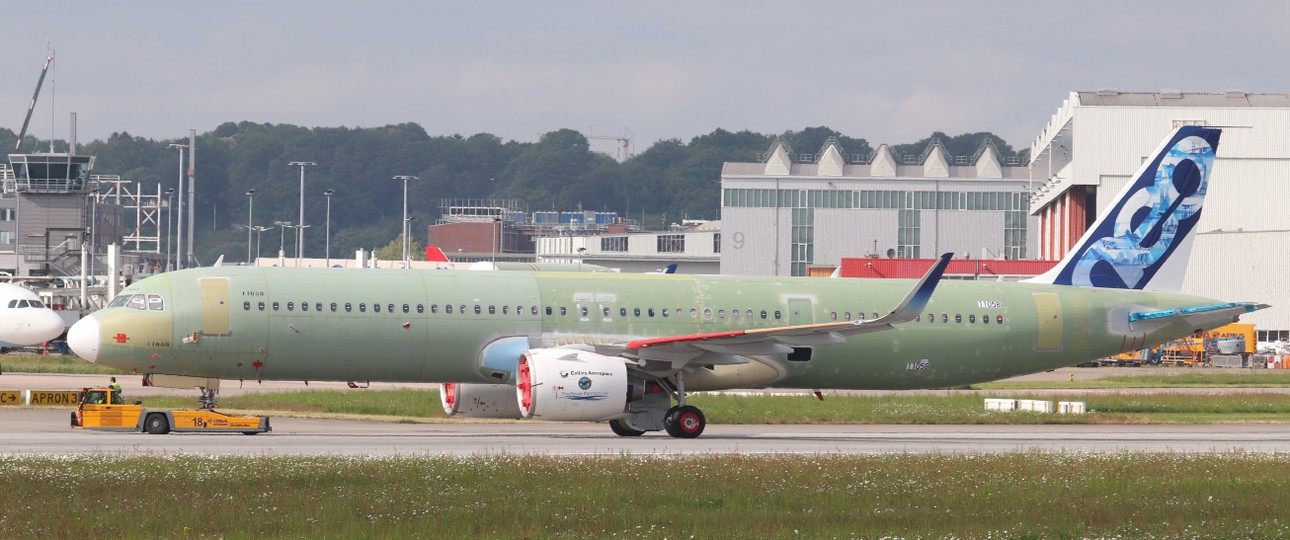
71, 387, 270, 435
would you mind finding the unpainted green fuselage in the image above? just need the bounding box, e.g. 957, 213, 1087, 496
90, 267, 1224, 390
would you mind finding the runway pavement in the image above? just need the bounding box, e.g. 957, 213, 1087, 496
3, 409, 1289, 456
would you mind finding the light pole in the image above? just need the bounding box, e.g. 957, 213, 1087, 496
392, 175, 417, 267
323, 188, 335, 267
288, 161, 316, 265
404, 217, 416, 268
251, 225, 272, 263
167, 143, 187, 268
245, 188, 255, 264
164, 188, 174, 271
491, 217, 501, 266
275, 220, 291, 259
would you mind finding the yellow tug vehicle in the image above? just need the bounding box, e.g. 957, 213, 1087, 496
71, 387, 270, 435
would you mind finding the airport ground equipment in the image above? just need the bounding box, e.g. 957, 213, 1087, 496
70, 387, 270, 435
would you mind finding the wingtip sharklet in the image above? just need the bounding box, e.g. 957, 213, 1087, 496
882, 252, 952, 323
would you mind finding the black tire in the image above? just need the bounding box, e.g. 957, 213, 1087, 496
70, 412, 78, 428
663, 405, 706, 439
144, 414, 170, 435
242, 431, 260, 436
608, 419, 646, 437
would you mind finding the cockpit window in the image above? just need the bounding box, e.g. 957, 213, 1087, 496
147, 294, 165, 312
107, 295, 132, 308
29, 300, 44, 309
127, 295, 147, 310
6, 300, 15, 309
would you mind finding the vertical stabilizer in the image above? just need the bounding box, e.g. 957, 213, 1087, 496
1025, 126, 1221, 291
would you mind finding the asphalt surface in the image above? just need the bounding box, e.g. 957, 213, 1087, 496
4, 367, 1289, 456
4, 409, 1290, 456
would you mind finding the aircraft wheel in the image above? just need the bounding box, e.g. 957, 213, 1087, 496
608, 419, 645, 437
664, 405, 706, 439
144, 414, 170, 435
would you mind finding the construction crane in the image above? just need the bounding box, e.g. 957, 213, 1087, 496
15, 53, 54, 151
586, 127, 635, 162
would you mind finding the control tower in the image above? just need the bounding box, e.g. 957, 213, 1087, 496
1, 152, 124, 278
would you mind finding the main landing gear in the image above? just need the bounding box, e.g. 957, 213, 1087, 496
609, 370, 707, 439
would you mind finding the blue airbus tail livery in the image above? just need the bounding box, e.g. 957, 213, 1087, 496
1027, 126, 1221, 291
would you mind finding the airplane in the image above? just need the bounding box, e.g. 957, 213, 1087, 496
66, 126, 1265, 438
0, 283, 68, 348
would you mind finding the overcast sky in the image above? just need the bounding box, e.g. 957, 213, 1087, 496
5, 1, 1286, 156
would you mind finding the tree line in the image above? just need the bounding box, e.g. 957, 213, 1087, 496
0, 123, 1023, 264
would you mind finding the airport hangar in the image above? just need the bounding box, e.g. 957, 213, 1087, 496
720, 90, 1290, 341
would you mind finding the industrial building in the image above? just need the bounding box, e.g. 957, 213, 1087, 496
1028, 90, 1290, 337
720, 137, 1036, 276
535, 220, 721, 274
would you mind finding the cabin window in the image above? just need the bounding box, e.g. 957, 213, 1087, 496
634, 307, 641, 317
430, 304, 437, 314
316, 303, 323, 312
732, 309, 740, 320
417, 304, 424, 314
459, 305, 466, 315
969, 314, 976, 324
546, 307, 553, 316
872, 312, 878, 320
926, 313, 933, 324
288, 302, 296, 311
662, 308, 670, 318
690, 309, 698, 319
648, 308, 655, 317
717, 309, 725, 319
845, 312, 852, 321
345, 303, 352, 312
703, 309, 712, 320
581, 306, 588, 317
830, 312, 838, 321
774, 310, 782, 320
503, 306, 510, 315
560, 307, 567, 316
858, 312, 865, 321
388, 304, 395, 313
746, 310, 753, 320
915, 314, 920, 322
360, 303, 367, 313
446, 305, 453, 314
403, 304, 410, 314
619, 307, 627, 317
982, 314, 989, 324
955, 314, 962, 323
941, 314, 948, 323
996, 315, 1004, 324
272, 302, 280, 311
760, 310, 767, 320
489, 305, 496, 315
258, 302, 265, 311
302, 302, 310, 312
374, 303, 381, 313
603, 307, 610, 317
515, 305, 523, 315
331, 303, 337, 312
473, 305, 481, 315
243, 301, 251, 311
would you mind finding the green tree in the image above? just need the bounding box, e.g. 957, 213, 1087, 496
374, 233, 424, 263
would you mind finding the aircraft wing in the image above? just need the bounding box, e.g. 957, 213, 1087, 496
1129, 301, 1269, 328
605, 253, 952, 367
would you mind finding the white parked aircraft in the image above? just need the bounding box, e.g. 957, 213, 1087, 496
0, 283, 67, 348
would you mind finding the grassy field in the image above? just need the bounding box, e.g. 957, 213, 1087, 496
139, 388, 1290, 425
2, 453, 1286, 538
0, 354, 127, 375
977, 371, 1290, 389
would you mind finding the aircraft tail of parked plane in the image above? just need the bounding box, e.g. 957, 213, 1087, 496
1026, 125, 1221, 291
67, 126, 1264, 438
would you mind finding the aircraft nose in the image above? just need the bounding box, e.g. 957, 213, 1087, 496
31, 309, 66, 344
67, 314, 100, 363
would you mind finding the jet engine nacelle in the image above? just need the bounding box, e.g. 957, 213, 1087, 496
440, 383, 523, 418
516, 348, 628, 421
